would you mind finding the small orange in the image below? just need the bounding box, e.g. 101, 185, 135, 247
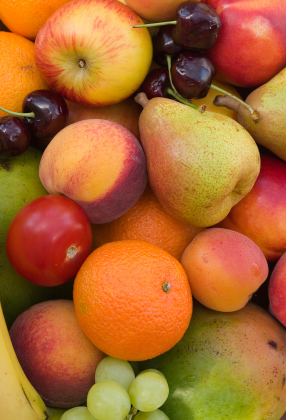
0, 0, 72, 40
0, 32, 49, 118
91, 185, 204, 260
73, 240, 193, 361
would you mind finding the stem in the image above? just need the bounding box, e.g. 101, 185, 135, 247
0, 105, 35, 118
133, 20, 176, 28
210, 84, 257, 119
166, 54, 199, 110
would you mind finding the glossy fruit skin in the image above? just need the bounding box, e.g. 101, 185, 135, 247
141, 68, 171, 99
152, 25, 184, 67
172, 1, 221, 50
23, 89, 69, 148
171, 52, 216, 98
0, 116, 31, 157
6, 195, 92, 287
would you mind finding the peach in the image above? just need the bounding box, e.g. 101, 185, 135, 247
65, 95, 141, 140
9, 299, 106, 408
268, 253, 286, 327
39, 119, 147, 224
217, 152, 286, 262
181, 228, 269, 312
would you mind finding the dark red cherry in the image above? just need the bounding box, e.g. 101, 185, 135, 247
140, 67, 171, 99
152, 25, 185, 67
172, 2, 221, 50
23, 90, 69, 147
171, 52, 216, 99
0, 116, 31, 157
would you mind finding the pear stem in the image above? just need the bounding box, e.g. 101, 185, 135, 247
0, 105, 35, 118
210, 84, 259, 121
133, 21, 176, 28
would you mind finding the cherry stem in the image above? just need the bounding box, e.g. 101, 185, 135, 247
210, 84, 256, 118
0, 105, 35, 119
133, 20, 176, 28
166, 54, 199, 110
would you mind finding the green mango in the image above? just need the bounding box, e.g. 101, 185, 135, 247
140, 301, 286, 420
0, 147, 73, 328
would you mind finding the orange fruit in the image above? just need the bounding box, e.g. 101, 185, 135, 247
0, 0, 72, 40
91, 185, 204, 260
0, 32, 49, 118
73, 240, 193, 361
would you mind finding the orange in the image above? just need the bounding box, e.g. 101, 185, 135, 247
0, 0, 72, 40
73, 240, 193, 361
91, 185, 204, 260
0, 32, 49, 118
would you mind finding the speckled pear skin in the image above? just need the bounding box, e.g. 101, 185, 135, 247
139, 97, 261, 227
237, 67, 286, 161
140, 301, 286, 420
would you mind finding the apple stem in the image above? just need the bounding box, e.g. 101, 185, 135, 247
210, 84, 259, 122
0, 105, 35, 119
133, 20, 176, 28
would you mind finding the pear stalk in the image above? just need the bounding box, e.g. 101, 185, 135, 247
212, 91, 260, 122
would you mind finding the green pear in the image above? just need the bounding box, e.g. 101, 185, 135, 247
0, 147, 73, 328
140, 301, 286, 420
135, 93, 260, 227
214, 67, 286, 161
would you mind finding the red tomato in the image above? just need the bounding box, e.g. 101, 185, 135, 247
6, 195, 92, 287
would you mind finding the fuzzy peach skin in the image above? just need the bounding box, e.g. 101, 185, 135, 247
124, 0, 200, 22
9, 300, 106, 408
181, 228, 269, 312
34, 0, 153, 106
217, 153, 286, 263
39, 119, 147, 224
202, 0, 286, 87
66, 96, 141, 140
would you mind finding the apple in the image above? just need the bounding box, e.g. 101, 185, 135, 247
217, 152, 286, 262
9, 300, 106, 408
39, 119, 147, 224
202, 0, 286, 87
181, 228, 269, 312
268, 253, 286, 327
66, 95, 142, 140
34, 0, 153, 107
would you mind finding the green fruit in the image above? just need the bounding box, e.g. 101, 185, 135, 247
140, 301, 286, 420
0, 147, 73, 328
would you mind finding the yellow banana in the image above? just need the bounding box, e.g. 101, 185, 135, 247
0, 302, 49, 420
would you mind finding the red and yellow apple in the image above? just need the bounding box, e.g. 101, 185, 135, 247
181, 228, 269, 312
66, 95, 142, 140
34, 0, 153, 106
9, 300, 106, 408
217, 152, 286, 262
268, 253, 286, 327
39, 119, 147, 224
202, 0, 286, 87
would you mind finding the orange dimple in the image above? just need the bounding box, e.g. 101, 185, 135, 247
73, 240, 193, 361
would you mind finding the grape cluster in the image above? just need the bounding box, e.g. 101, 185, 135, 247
61, 357, 170, 420
140, 1, 221, 102
0, 90, 68, 157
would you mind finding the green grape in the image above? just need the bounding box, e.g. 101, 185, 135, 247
60, 406, 96, 420
95, 356, 135, 390
87, 380, 131, 420
128, 371, 169, 412
134, 409, 170, 420
137, 369, 166, 379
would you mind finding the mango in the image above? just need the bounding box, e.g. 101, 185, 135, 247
140, 301, 286, 420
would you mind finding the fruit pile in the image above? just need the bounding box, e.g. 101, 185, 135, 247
1, 0, 286, 419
